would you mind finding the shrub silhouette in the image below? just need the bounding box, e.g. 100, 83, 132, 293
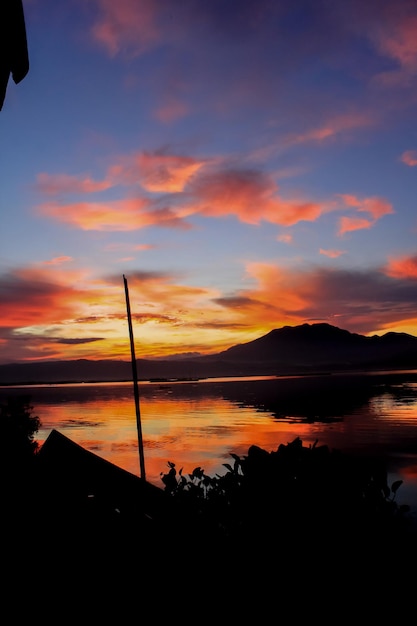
1, 395, 41, 522
0, 395, 40, 468
160, 437, 413, 552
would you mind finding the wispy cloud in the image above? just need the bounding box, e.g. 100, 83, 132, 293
103, 242, 155, 252
401, 150, 417, 166
153, 98, 189, 124
91, 0, 164, 57
37, 199, 193, 231
285, 112, 373, 147
371, 12, 417, 86
41, 256, 73, 266
36, 173, 112, 195
319, 249, 346, 258
108, 151, 206, 192
277, 234, 293, 244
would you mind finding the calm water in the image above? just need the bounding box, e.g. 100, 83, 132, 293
2, 370, 417, 514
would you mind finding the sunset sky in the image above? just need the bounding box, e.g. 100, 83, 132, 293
1, 0, 417, 365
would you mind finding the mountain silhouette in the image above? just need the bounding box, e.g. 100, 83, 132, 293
214, 323, 417, 366
1, 323, 417, 385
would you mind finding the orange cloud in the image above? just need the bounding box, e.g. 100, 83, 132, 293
0, 267, 88, 328
319, 249, 346, 258
214, 260, 417, 339
357, 197, 394, 220
37, 198, 192, 231
338, 216, 373, 236
3, 253, 417, 365
188, 169, 328, 226
108, 151, 206, 193
401, 150, 417, 166
286, 112, 372, 146
41, 256, 73, 266
385, 255, 417, 279
136, 152, 205, 193
216, 263, 309, 324
338, 194, 394, 218
104, 243, 155, 252
337, 194, 394, 235
134, 244, 154, 251
37, 173, 112, 195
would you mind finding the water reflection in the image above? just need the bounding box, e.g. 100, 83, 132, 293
2, 372, 417, 503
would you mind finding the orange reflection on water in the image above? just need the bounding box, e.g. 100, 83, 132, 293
36, 392, 317, 488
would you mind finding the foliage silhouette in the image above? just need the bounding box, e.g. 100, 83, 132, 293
160, 437, 414, 551
1, 395, 41, 528
0, 395, 40, 467
2, 394, 416, 564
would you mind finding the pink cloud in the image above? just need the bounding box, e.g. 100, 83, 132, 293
41, 256, 73, 266
371, 13, 417, 85
37, 198, 192, 231
401, 150, 417, 166
134, 243, 155, 251
338, 216, 374, 236
338, 194, 394, 218
286, 112, 373, 146
188, 169, 328, 226
37, 173, 112, 195
374, 15, 417, 68
385, 255, 417, 279
319, 249, 346, 258
108, 151, 206, 193
153, 99, 189, 124
337, 194, 394, 235
104, 242, 155, 252
277, 234, 293, 244
357, 197, 394, 220
91, 0, 162, 57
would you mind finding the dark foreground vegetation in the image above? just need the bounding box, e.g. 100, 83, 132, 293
2, 395, 417, 617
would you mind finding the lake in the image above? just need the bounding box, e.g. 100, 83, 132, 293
2, 370, 417, 516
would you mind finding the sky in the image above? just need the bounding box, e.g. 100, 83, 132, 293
1, 0, 417, 365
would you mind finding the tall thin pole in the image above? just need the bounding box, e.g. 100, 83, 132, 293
123, 274, 146, 480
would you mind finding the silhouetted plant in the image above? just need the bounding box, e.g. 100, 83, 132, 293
0, 395, 40, 467
0, 395, 41, 520
160, 437, 413, 545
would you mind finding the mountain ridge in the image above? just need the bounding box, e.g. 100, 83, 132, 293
1, 322, 417, 385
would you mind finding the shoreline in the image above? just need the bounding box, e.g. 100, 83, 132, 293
1, 366, 417, 388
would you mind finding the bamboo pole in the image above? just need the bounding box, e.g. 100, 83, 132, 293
123, 274, 146, 480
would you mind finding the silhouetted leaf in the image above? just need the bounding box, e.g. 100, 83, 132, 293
391, 480, 403, 494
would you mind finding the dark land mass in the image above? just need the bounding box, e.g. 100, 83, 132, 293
6, 428, 417, 619
1, 322, 417, 385
3, 326, 417, 617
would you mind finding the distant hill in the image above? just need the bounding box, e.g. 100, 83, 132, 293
1, 323, 417, 385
